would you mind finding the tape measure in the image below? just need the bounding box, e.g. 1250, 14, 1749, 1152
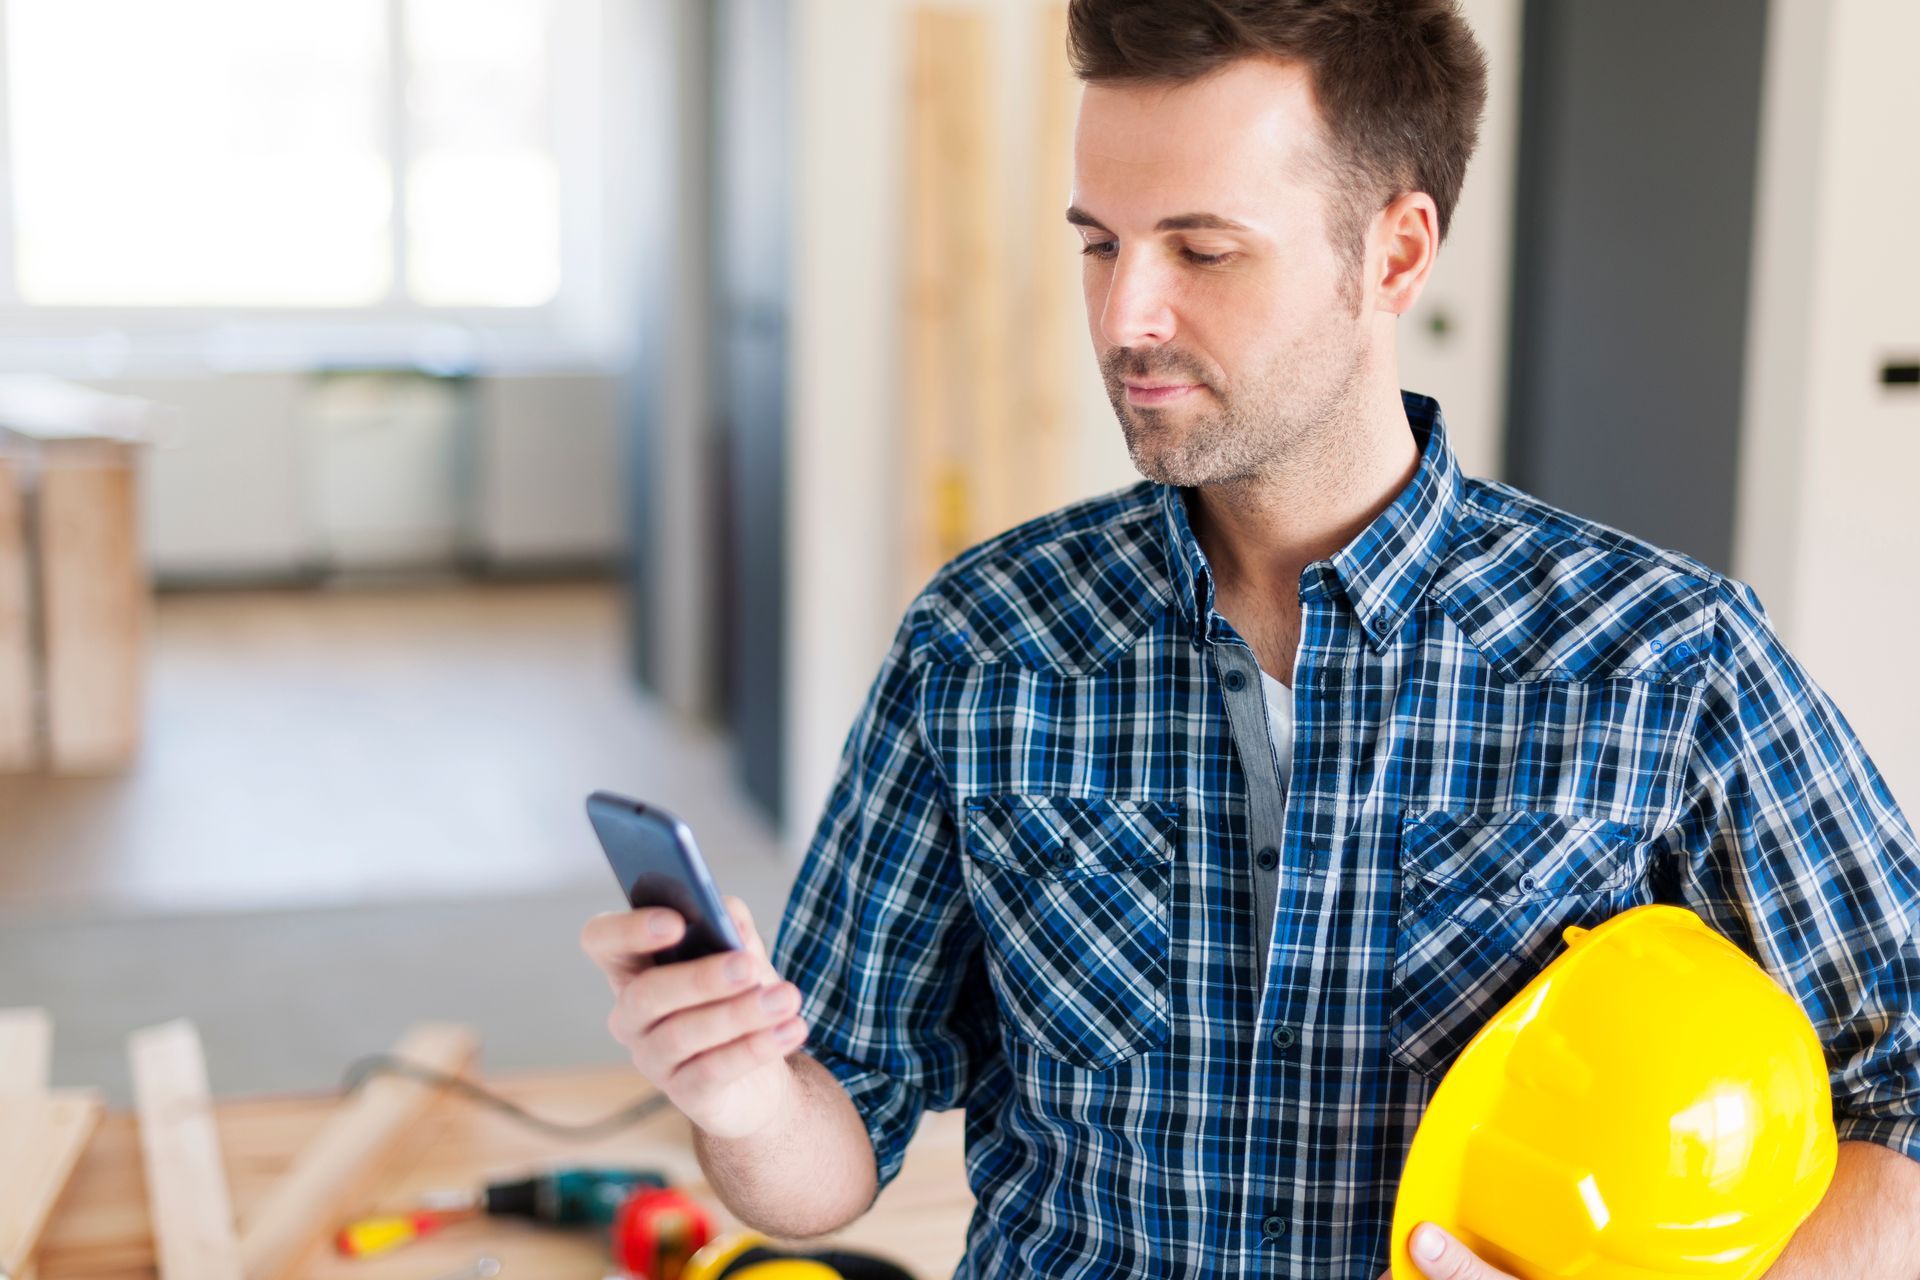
679, 1231, 917, 1280
613, 1186, 718, 1279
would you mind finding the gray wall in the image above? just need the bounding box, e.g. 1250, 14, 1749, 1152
1504, 0, 1770, 572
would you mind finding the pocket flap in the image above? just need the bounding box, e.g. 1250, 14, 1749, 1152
1401, 809, 1643, 902
963, 794, 1179, 880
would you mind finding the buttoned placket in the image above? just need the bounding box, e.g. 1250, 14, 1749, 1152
1209, 589, 1316, 1270
1213, 566, 1350, 1274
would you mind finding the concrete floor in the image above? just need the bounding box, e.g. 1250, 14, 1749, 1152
0, 581, 797, 1105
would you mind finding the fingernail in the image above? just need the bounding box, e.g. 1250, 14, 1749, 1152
1413, 1224, 1446, 1262
648, 913, 675, 939
759, 985, 792, 1013
725, 955, 752, 983
776, 1019, 806, 1041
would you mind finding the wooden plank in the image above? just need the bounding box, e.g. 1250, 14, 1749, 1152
238, 1023, 477, 1280
0, 1007, 52, 1091
0, 1091, 103, 1280
39, 445, 145, 774
0, 454, 33, 772
1014, 1, 1080, 526
901, 6, 1010, 607
129, 1021, 243, 1280
0, 1006, 54, 1280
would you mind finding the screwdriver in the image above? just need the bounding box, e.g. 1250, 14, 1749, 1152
338, 1167, 668, 1258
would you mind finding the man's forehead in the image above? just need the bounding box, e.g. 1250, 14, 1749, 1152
1071, 57, 1329, 223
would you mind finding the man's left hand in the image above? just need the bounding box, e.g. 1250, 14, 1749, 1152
1376, 1223, 1518, 1280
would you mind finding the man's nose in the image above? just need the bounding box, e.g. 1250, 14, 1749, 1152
1098, 250, 1178, 350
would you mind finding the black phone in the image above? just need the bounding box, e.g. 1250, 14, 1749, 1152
586, 791, 745, 965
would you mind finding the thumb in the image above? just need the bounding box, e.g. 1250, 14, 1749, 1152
1408, 1223, 1505, 1280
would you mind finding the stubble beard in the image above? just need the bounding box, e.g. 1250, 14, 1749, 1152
1103, 319, 1371, 492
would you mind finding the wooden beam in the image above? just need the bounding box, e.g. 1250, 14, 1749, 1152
128, 1021, 243, 1280
0, 1091, 102, 1280
0, 1006, 56, 1280
1015, 1, 1080, 526
0, 1008, 52, 1092
239, 1023, 477, 1280
901, 6, 1011, 607
0, 454, 33, 772
39, 445, 145, 774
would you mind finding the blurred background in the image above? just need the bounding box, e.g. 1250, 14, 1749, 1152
0, 0, 1913, 1105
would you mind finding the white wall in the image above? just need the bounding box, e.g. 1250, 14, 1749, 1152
787, 0, 906, 854
783, 0, 1523, 854
1397, 0, 1521, 482
1736, 0, 1920, 810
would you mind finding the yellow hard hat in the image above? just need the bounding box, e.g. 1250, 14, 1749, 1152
1390, 903, 1836, 1279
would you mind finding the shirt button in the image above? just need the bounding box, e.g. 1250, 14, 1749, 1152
1255, 846, 1279, 871
1261, 1214, 1289, 1240
1271, 1025, 1295, 1051
1222, 668, 1247, 692
1052, 847, 1073, 868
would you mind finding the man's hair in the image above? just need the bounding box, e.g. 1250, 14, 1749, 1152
1066, 0, 1488, 281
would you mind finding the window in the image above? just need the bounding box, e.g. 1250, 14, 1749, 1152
1, 0, 587, 319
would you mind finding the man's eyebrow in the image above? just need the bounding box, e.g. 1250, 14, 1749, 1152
1063, 206, 1253, 234
1155, 211, 1251, 232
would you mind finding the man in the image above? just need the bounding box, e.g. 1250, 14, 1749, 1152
583, 1, 1920, 1275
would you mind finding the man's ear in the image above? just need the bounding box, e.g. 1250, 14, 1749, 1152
1373, 190, 1440, 317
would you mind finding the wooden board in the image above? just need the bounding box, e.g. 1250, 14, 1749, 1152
38, 446, 144, 774
128, 1022, 243, 1280
1014, 1, 1080, 527
0, 1091, 103, 1280
0, 1007, 52, 1092
238, 1023, 476, 1280
901, 5, 1012, 606
0, 1005, 56, 1280
0, 454, 33, 772
36, 1066, 972, 1280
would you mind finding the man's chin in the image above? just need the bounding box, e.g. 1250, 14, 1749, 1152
1125, 446, 1206, 489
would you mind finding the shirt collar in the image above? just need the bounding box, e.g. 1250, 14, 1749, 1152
1156, 389, 1464, 655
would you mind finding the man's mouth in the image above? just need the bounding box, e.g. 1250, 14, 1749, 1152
1124, 381, 1201, 406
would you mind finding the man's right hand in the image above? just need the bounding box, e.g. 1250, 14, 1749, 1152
581, 895, 810, 1140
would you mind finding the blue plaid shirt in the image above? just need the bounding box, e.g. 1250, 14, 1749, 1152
771, 391, 1920, 1278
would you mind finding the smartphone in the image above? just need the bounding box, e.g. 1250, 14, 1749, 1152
586, 790, 744, 965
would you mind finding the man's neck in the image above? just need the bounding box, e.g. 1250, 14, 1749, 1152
1187, 383, 1422, 612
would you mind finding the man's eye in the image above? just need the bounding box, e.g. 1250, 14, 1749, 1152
1078, 240, 1235, 267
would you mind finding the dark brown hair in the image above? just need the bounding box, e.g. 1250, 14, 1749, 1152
1067, 0, 1488, 276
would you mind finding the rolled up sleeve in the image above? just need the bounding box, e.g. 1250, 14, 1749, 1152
770, 601, 997, 1202
1675, 578, 1920, 1166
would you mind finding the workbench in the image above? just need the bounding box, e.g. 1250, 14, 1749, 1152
34, 1066, 973, 1280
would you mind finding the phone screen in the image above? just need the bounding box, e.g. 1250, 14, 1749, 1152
587, 791, 745, 964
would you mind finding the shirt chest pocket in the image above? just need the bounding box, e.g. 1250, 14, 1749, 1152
960, 794, 1179, 1070
1390, 809, 1653, 1082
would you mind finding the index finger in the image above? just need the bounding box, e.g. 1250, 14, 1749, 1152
580, 908, 686, 986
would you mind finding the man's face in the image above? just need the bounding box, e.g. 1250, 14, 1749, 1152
1071, 57, 1377, 488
